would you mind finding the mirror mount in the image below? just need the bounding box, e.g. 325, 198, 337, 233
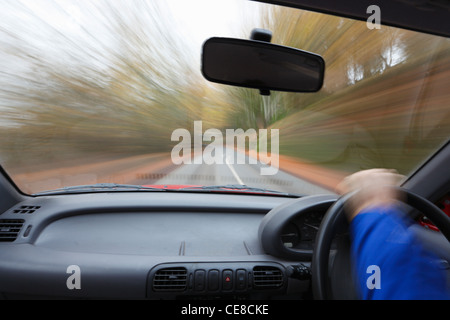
250, 28, 273, 96
250, 28, 272, 43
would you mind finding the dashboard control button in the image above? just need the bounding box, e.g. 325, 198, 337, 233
222, 269, 233, 290
208, 269, 219, 291
194, 270, 205, 291
236, 269, 247, 290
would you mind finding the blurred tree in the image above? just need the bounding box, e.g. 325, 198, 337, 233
0, 0, 229, 167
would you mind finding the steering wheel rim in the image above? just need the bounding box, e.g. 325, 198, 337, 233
311, 187, 450, 300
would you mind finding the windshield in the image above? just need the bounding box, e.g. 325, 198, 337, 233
1, 0, 449, 196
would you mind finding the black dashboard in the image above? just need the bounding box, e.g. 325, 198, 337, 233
0, 191, 337, 299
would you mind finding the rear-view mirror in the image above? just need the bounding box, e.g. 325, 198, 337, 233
201, 37, 325, 93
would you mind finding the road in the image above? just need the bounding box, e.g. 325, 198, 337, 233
12, 148, 338, 196
153, 147, 334, 195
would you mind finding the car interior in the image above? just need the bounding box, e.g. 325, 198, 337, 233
0, 0, 449, 300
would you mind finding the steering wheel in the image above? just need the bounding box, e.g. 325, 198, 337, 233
311, 187, 450, 300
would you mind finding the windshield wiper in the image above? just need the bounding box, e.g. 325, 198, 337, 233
33, 183, 166, 195
178, 184, 299, 197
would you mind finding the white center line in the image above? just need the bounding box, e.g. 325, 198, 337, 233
225, 157, 245, 185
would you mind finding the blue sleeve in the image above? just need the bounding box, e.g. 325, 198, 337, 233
349, 205, 450, 300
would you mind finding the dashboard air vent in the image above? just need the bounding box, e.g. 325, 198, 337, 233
0, 219, 25, 242
153, 267, 187, 291
253, 266, 284, 289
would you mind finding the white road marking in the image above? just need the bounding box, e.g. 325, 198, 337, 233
225, 157, 245, 185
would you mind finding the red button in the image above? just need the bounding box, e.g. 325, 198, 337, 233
222, 270, 233, 290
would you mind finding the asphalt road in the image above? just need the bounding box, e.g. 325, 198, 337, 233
13, 147, 336, 196
155, 147, 334, 196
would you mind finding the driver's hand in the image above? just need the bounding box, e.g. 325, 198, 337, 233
336, 169, 405, 221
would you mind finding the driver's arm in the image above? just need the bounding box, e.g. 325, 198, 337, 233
338, 169, 450, 300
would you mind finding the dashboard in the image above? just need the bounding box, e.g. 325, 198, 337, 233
0, 191, 337, 299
